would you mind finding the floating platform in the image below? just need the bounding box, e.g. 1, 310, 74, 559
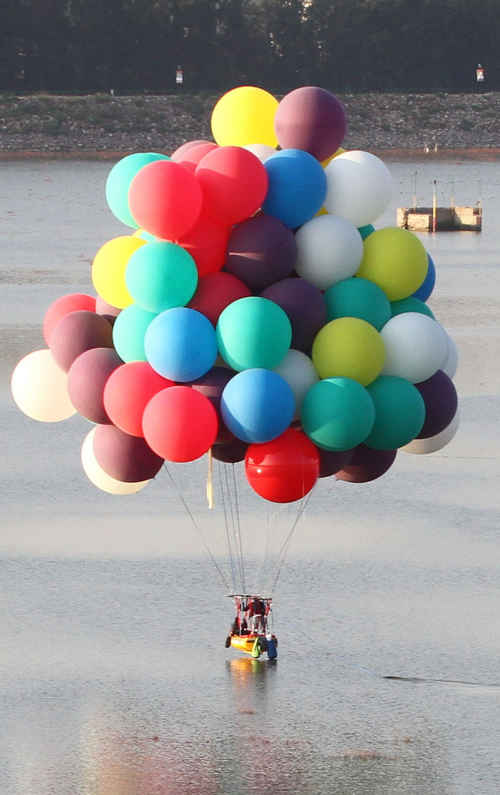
397, 205, 482, 232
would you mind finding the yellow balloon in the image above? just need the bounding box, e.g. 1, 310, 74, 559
357, 227, 428, 301
312, 318, 386, 386
321, 147, 346, 168
92, 235, 145, 309
211, 86, 279, 147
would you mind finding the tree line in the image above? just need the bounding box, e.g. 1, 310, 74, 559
1, 0, 497, 93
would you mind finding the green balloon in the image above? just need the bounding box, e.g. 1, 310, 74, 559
301, 377, 375, 451
390, 297, 435, 318
216, 296, 292, 371
126, 241, 198, 314
105, 152, 170, 228
365, 375, 426, 450
112, 303, 157, 362
324, 277, 391, 330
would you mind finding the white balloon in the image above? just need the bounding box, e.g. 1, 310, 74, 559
442, 333, 459, 379
380, 312, 448, 383
401, 409, 460, 454
324, 150, 393, 227
81, 428, 150, 495
244, 143, 276, 162
295, 214, 363, 290
273, 349, 319, 419
11, 348, 77, 422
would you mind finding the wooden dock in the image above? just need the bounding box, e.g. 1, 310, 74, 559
397, 205, 482, 232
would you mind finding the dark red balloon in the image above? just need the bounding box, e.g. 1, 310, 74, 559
188, 272, 251, 326
129, 159, 203, 240
415, 370, 458, 438
104, 361, 175, 437
225, 213, 297, 291
318, 447, 354, 478
245, 428, 320, 503
261, 277, 327, 353
195, 146, 268, 226
177, 207, 230, 277
274, 86, 347, 162
143, 386, 218, 462
212, 439, 247, 463
43, 293, 96, 345
191, 366, 236, 444
49, 310, 114, 372
67, 347, 123, 424
335, 445, 396, 484
93, 424, 164, 482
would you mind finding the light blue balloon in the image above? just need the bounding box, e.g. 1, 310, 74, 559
262, 149, 327, 229
144, 307, 217, 382
221, 368, 295, 443
412, 253, 436, 301
105, 152, 170, 228
112, 304, 157, 362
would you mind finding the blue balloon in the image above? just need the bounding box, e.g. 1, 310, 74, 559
144, 307, 217, 382
262, 149, 327, 229
412, 253, 436, 301
221, 368, 295, 443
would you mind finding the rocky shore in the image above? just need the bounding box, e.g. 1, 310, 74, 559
0, 91, 499, 158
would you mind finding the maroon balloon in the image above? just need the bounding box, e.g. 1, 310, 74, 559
415, 370, 458, 438
191, 366, 235, 444
68, 347, 123, 424
261, 277, 327, 353
212, 439, 247, 463
336, 445, 397, 484
318, 447, 354, 478
93, 424, 164, 482
225, 213, 297, 291
274, 86, 347, 162
49, 310, 114, 372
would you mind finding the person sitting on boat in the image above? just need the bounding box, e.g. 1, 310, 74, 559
247, 597, 266, 634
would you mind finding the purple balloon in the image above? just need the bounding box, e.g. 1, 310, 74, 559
415, 370, 458, 438
225, 213, 297, 291
212, 439, 247, 463
261, 277, 327, 352
49, 310, 114, 372
318, 447, 354, 478
93, 424, 164, 482
274, 86, 347, 162
191, 366, 235, 443
68, 347, 123, 423
336, 445, 397, 483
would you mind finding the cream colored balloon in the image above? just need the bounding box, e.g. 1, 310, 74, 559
11, 348, 77, 422
400, 409, 460, 454
81, 428, 151, 495
244, 143, 277, 162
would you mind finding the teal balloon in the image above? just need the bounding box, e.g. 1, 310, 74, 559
390, 297, 435, 318
126, 241, 198, 313
324, 277, 391, 330
105, 152, 170, 228
135, 229, 158, 243
216, 296, 292, 371
365, 375, 426, 450
301, 377, 375, 451
112, 303, 157, 362
358, 224, 375, 240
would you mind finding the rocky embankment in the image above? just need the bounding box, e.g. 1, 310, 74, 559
0, 91, 499, 157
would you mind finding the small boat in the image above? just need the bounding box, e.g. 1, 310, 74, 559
226, 594, 278, 659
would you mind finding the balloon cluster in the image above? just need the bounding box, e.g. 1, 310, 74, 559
11, 85, 459, 502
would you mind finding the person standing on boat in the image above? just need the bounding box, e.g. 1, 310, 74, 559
247, 597, 266, 633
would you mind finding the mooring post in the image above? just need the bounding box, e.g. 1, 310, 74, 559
432, 180, 437, 233
412, 171, 417, 210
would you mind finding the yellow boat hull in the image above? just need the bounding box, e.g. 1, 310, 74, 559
229, 634, 278, 659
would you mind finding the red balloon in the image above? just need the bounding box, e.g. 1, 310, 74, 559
335, 445, 396, 483
177, 207, 230, 277
104, 361, 175, 437
174, 142, 218, 173
143, 386, 218, 462
49, 310, 114, 372
245, 428, 320, 503
171, 140, 213, 161
128, 160, 203, 240
188, 272, 251, 326
93, 424, 164, 482
195, 146, 268, 226
43, 293, 96, 345
68, 347, 123, 423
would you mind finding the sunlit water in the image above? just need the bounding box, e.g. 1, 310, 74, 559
1, 157, 500, 794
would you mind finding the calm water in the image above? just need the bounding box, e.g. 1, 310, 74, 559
1, 157, 500, 794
